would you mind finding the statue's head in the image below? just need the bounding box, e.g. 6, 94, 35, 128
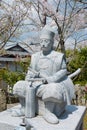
40, 26, 55, 54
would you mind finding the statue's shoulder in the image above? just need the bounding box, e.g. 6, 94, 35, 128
32, 51, 41, 57
52, 50, 64, 58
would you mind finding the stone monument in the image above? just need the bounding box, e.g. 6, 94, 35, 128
12, 26, 75, 124
0, 26, 86, 130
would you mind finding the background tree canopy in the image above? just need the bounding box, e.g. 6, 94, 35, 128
66, 46, 87, 85
0, 0, 87, 54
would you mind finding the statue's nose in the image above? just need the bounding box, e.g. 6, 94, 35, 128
41, 43, 45, 47
42, 45, 45, 47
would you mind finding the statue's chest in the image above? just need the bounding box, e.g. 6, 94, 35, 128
36, 57, 54, 75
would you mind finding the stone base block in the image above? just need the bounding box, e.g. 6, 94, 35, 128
0, 105, 86, 130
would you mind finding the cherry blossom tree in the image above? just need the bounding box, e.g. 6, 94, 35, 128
0, 0, 30, 50
0, 0, 87, 55
30, 0, 87, 54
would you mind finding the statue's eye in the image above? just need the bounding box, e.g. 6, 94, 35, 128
40, 40, 43, 43
45, 40, 49, 42
40, 39, 50, 43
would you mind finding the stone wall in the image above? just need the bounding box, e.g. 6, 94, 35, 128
0, 89, 7, 111
72, 84, 87, 106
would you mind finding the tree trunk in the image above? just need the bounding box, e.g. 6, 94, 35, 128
59, 39, 65, 54
42, 14, 46, 27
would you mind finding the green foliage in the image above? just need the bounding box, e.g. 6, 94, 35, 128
66, 47, 87, 85
0, 68, 25, 87
84, 93, 87, 100
18, 57, 31, 73
0, 57, 31, 87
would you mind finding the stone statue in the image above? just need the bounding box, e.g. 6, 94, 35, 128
12, 26, 75, 124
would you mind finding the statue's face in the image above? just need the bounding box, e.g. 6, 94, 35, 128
40, 39, 53, 52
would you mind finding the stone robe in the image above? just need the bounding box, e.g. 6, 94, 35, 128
24, 50, 75, 105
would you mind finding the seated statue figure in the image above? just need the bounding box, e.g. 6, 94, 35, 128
12, 26, 75, 124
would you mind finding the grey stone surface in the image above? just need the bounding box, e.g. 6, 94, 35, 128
0, 105, 86, 130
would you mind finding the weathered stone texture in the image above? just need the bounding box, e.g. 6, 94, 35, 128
0, 89, 7, 111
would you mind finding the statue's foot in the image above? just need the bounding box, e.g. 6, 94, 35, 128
12, 108, 25, 117
43, 112, 59, 124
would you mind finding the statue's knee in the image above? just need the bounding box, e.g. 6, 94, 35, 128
13, 80, 28, 96
41, 83, 63, 102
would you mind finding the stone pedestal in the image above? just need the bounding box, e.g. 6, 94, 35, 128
0, 105, 86, 130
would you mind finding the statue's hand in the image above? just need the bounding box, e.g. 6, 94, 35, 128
42, 79, 48, 84
39, 73, 48, 84
33, 72, 40, 78
27, 71, 40, 78
39, 72, 47, 78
